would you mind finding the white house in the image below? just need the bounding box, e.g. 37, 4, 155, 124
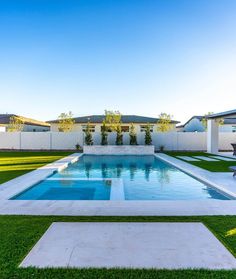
48, 115, 180, 133
177, 116, 236, 133
0, 114, 50, 132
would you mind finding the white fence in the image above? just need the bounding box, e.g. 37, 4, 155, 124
0, 132, 235, 151
0, 132, 84, 150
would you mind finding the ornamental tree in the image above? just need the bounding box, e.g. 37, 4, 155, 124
202, 112, 224, 130
57, 111, 75, 132
104, 110, 121, 132
157, 113, 173, 132
8, 116, 24, 132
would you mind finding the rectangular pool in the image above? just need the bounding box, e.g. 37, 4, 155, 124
11, 155, 229, 201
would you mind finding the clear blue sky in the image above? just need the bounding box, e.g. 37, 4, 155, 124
0, 0, 236, 123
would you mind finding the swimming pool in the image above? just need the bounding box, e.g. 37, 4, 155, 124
12, 155, 229, 201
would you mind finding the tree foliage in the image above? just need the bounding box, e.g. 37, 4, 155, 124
8, 116, 24, 132
145, 123, 152, 145
202, 112, 224, 130
58, 111, 75, 132
84, 122, 93, 145
104, 110, 121, 132
129, 123, 137, 145
157, 113, 173, 132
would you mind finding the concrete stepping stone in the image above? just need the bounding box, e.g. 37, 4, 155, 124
209, 156, 236, 162
193, 156, 219, 161
20, 222, 236, 270
176, 156, 200, 161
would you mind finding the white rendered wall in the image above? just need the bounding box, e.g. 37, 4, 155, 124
219, 133, 236, 151
22, 125, 50, 132
83, 145, 155, 155
3, 124, 50, 132
219, 125, 234, 132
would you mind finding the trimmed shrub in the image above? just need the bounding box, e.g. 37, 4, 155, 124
145, 124, 152, 145
84, 123, 93, 145
129, 123, 137, 145
101, 121, 108, 145
116, 125, 123, 145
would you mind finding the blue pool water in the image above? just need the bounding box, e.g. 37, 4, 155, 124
12, 155, 229, 201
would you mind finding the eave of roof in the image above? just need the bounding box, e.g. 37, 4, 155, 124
206, 109, 236, 119
0, 114, 50, 127
179, 115, 204, 128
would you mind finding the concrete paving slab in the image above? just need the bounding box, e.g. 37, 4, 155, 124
20, 222, 236, 269
218, 152, 236, 159
193, 156, 219, 161
176, 156, 200, 161
209, 156, 236, 162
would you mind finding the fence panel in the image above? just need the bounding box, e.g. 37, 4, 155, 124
0, 131, 235, 151
0, 132, 20, 149
20, 132, 51, 150
51, 132, 83, 150
177, 132, 206, 151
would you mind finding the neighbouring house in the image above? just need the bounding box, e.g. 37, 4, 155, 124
0, 125, 6, 132
177, 116, 236, 132
0, 114, 50, 132
48, 115, 180, 133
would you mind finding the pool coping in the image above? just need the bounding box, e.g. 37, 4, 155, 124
0, 153, 236, 216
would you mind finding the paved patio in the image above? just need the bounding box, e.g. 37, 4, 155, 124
20, 222, 236, 269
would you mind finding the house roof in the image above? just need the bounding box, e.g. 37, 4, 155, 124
176, 116, 203, 128
206, 109, 236, 119
48, 115, 180, 124
0, 114, 50, 127
177, 115, 236, 128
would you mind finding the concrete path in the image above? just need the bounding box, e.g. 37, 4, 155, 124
210, 155, 236, 162
218, 152, 236, 159
193, 156, 219, 161
176, 156, 200, 161
20, 222, 236, 270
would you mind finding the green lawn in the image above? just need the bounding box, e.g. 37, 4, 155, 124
165, 151, 236, 172
0, 151, 73, 184
0, 215, 236, 279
